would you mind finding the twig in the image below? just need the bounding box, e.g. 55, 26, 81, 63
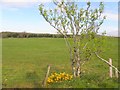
81, 61, 86, 66
83, 42, 88, 49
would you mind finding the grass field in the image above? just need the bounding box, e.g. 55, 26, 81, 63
2, 37, 119, 88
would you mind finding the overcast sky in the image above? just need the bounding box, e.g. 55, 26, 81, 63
0, 0, 119, 37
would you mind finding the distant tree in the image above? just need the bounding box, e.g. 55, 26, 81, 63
39, 0, 106, 77
0, 33, 2, 38
12, 33, 19, 38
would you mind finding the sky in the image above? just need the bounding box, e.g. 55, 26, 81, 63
0, 0, 119, 37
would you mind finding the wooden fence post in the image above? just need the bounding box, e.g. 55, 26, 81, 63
115, 69, 118, 78
109, 58, 112, 78
42, 65, 51, 87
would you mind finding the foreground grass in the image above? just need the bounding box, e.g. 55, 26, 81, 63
2, 37, 119, 88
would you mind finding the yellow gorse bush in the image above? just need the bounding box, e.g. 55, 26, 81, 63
47, 72, 73, 84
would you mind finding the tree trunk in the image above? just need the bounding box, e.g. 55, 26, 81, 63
76, 48, 81, 77
71, 47, 81, 77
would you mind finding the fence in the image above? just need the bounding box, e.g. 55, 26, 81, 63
95, 52, 119, 78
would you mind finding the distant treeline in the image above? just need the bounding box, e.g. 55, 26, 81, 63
0, 32, 119, 38
0, 32, 68, 38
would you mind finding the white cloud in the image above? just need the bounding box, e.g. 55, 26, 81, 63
1, 0, 119, 3
0, 0, 119, 8
1, 0, 30, 2
0, 0, 52, 8
79, 0, 119, 2
8, 7, 19, 11
98, 12, 118, 37
0, 10, 2, 30
0, 0, 52, 3
103, 12, 118, 21
108, 30, 118, 37
99, 26, 118, 37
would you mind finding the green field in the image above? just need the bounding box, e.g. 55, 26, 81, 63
2, 37, 119, 88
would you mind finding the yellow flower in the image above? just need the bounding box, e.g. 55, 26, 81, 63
47, 72, 73, 84
66, 74, 69, 77
50, 79, 53, 82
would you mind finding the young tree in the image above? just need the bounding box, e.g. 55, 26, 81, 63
39, 0, 106, 77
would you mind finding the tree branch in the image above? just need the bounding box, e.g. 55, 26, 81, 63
95, 52, 120, 74
83, 42, 88, 49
